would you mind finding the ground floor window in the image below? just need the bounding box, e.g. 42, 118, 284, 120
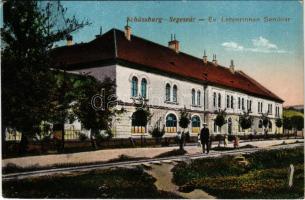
166, 113, 177, 133
192, 116, 201, 133
131, 110, 147, 134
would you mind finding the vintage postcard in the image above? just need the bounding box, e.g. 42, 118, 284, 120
1, 0, 304, 199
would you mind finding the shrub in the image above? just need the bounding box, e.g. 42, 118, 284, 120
96, 129, 112, 146
149, 126, 165, 139
78, 133, 88, 142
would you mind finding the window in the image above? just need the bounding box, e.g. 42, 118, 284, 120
165, 84, 171, 101
276, 106, 280, 117
192, 89, 196, 105
258, 102, 260, 113
261, 102, 263, 113
231, 96, 234, 109
141, 78, 147, 98
226, 95, 230, 108
268, 104, 270, 114
258, 120, 263, 128
131, 110, 146, 134
249, 100, 252, 111
197, 91, 201, 105
218, 93, 221, 108
238, 97, 241, 109
242, 98, 245, 110
166, 114, 177, 133
131, 76, 138, 97
192, 116, 201, 133
213, 92, 216, 107
173, 85, 177, 102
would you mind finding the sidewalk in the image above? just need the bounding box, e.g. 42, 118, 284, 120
2, 139, 303, 168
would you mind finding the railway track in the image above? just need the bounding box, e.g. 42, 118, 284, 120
2, 143, 303, 181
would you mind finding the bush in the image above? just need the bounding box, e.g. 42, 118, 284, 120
245, 146, 304, 169
96, 129, 112, 146
79, 133, 88, 142
149, 126, 165, 138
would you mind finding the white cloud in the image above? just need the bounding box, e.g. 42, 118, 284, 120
222, 42, 244, 51
252, 36, 278, 50
221, 36, 287, 54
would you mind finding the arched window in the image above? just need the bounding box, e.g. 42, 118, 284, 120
165, 84, 171, 101
259, 120, 263, 128
173, 85, 177, 102
192, 116, 201, 133
231, 96, 234, 108
141, 78, 147, 98
165, 114, 177, 133
218, 93, 221, 108
226, 95, 230, 108
131, 110, 147, 134
131, 76, 138, 97
192, 89, 196, 105
213, 92, 216, 107
197, 91, 201, 105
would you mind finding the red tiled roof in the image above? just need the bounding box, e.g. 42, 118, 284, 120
51, 29, 284, 103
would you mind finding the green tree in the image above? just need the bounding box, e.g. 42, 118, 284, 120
214, 109, 227, 132
49, 71, 82, 151
283, 117, 292, 134
132, 97, 153, 129
178, 107, 190, 150
239, 111, 253, 131
73, 76, 120, 149
2, 0, 89, 153
291, 115, 304, 131
260, 113, 270, 135
275, 118, 283, 134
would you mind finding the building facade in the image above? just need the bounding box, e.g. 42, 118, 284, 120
51, 26, 284, 138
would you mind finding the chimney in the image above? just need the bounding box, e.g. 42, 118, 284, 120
124, 20, 132, 41
212, 54, 218, 65
203, 50, 208, 64
95, 26, 103, 38
168, 34, 180, 53
66, 34, 73, 46
230, 59, 235, 73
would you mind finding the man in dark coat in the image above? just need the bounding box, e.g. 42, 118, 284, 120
200, 123, 210, 154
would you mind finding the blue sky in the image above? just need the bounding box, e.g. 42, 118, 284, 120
2, 1, 304, 106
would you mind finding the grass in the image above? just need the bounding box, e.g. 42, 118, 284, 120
3, 154, 148, 174
3, 166, 182, 198
154, 149, 187, 158
172, 146, 304, 199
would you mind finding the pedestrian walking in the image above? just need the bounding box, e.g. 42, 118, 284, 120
224, 134, 228, 147
233, 136, 239, 149
200, 123, 210, 154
